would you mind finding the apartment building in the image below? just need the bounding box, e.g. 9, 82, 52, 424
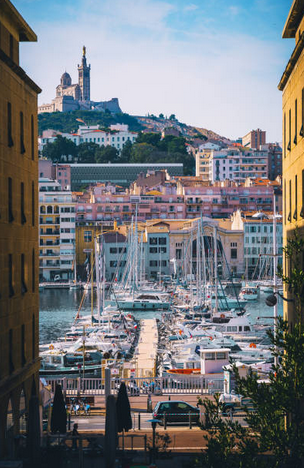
0, 0, 41, 457
278, 1, 304, 324
145, 223, 170, 279
231, 210, 282, 278
38, 124, 137, 152
39, 179, 76, 281
196, 147, 269, 183
242, 129, 266, 149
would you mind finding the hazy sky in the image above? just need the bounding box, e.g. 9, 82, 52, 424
15, 0, 293, 141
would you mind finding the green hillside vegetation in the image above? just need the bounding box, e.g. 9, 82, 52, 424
41, 132, 195, 176
38, 110, 143, 134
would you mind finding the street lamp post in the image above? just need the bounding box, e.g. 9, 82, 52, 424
147, 419, 161, 466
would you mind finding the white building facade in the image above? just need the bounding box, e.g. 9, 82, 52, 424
39, 178, 76, 281
39, 124, 138, 153
196, 147, 269, 183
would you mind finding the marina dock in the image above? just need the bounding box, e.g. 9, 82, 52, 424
135, 319, 158, 378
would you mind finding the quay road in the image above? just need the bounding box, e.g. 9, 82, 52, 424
93, 393, 210, 410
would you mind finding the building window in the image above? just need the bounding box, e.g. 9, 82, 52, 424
32, 181, 35, 226
150, 260, 158, 267
32, 248, 35, 292
7, 102, 13, 147
231, 248, 237, 259
301, 89, 304, 137
32, 315, 35, 360
31, 115, 34, 160
8, 177, 13, 222
288, 179, 292, 222
21, 182, 26, 224
84, 231, 92, 242
294, 99, 298, 145
284, 179, 286, 224
20, 111, 25, 153
160, 247, 166, 253
9, 254, 14, 297
159, 237, 166, 245
294, 175, 298, 220
287, 108, 291, 151
9, 33, 14, 59
9, 329, 14, 374
283, 113, 284, 158
21, 253, 27, 294
21, 324, 26, 366
301, 171, 304, 218
149, 237, 157, 245
150, 247, 157, 254
110, 248, 117, 254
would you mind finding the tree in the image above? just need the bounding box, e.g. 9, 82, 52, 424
136, 132, 161, 147
42, 135, 77, 162
200, 231, 304, 468
77, 142, 99, 163
130, 143, 155, 163
169, 114, 176, 121
95, 145, 119, 163
159, 113, 164, 119
119, 140, 132, 163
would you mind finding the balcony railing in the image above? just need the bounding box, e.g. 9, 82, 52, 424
40, 230, 60, 236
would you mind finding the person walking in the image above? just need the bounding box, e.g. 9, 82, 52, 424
72, 423, 79, 450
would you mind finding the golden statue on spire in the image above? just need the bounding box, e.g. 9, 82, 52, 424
82, 45, 86, 57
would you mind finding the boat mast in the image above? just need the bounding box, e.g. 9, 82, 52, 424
214, 226, 218, 313
201, 217, 206, 305
273, 194, 278, 366
94, 236, 101, 326
90, 249, 94, 325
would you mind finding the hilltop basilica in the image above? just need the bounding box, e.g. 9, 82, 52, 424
38, 47, 121, 114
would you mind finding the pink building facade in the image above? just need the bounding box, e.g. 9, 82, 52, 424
74, 184, 279, 224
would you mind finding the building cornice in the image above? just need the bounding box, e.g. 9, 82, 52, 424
282, 0, 304, 38
0, 49, 41, 93
278, 33, 304, 91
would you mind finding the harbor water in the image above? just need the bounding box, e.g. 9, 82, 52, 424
39, 288, 283, 344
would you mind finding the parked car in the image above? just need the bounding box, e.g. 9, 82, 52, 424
153, 400, 200, 425
219, 393, 254, 415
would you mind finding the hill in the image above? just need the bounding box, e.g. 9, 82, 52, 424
38, 110, 144, 134
38, 110, 229, 144
135, 115, 229, 143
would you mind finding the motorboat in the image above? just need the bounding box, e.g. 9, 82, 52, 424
117, 293, 170, 311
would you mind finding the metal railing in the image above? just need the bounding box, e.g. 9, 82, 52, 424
45, 375, 224, 396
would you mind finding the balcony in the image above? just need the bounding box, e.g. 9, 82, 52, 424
40, 252, 60, 257
40, 241, 60, 246
40, 261, 60, 267
186, 199, 202, 204
40, 230, 60, 236
40, 220, 60, 225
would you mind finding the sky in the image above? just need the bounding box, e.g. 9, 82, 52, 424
14, 0, 294, 142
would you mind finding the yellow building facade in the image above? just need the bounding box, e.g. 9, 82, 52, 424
0, 0, 41, 457
278, 0, 304, 325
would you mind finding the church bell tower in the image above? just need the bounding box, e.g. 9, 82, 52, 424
78, 46, 91, 101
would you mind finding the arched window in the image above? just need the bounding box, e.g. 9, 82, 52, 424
19, 388, 27, 434
6, 397, 14, 432
40, 205, 45, 214
47, 206, 52, 214
54, 205, 59, 214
